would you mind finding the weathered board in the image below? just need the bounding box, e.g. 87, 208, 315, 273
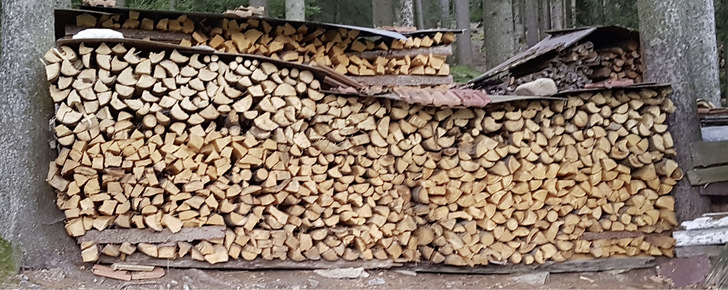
699, 182, 728, 196
701, 126, 728, 142
691, 141, 728, 167
350, 75, 453, 86
100, 254, 400, 270
350, 45, 453, 60
77, 226, 227, 244
676, 245, 726, 258
405, 257, 655, 274
687, 166, 728, 185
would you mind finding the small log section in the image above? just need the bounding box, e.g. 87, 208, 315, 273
70, 11, 455, 85
45, 41, 679, 267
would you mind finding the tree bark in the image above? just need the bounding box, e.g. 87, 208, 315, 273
169, 0, 175, 10
285, 0, 305, 21
550, 0, 564, 30
483, 0, 516, 69
116, 0, 124, 7
250, 0, 268, 16
564, 0, 573, 28
453, 0, 472, 64
638, 0, 716, 221
524, 0, 540, 46
539, 0, 551, 38
439, 0, 451, 27
372, 0, 395, 27
512, 0, 527, 52
398, 0, 415, 27
415, 0, 426, 29
0, 0, 79, 268
685, 0, 721, 106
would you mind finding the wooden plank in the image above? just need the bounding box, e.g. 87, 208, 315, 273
65, 25, 191, 43
687, 166, 728, 185
349, 45, 453, 59
691, 140, 728, 167
579, 231, 665, 241
350, 75, 453, 86
673, 227, 728, 246
100, 254, 400, 270
701, 126, 728, 142
699, 182, 728, 196
676, 245, 725, 258
405, 257, 655, 274
77, 226, 226, 244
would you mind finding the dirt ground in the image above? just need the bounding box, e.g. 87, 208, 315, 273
0, 265, 679, 290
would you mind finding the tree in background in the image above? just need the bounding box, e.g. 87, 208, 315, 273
285, 0, 305, 20
454, 0, 472, 64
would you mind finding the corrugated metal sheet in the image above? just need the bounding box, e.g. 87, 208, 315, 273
57, 7, 407, 41
467, 26, 639, 86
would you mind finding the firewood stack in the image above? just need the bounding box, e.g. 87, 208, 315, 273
45, 41, 679, 267
73, 12, 455, 80
484, 40, 644, 95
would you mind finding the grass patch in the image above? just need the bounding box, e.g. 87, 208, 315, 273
450, 65, 482, 84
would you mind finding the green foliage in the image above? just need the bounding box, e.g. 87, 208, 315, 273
450, 65, 481, 83
0, 236, 15, 279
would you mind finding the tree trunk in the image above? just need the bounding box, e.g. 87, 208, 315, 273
550, 0, 564, 30
169, 0, 175, 10
372, 0, 395, 27
439, 0, 451, 27
513, 0, 527, 52
285, 0, 305, 21
483, 0, 516, 69
250, 0, 268, 16
415, 0, 426, 29
638, 0, 715, 221
539, 0, 551, 38
0, 0, 79, 269
564, 0, 573, 28
524, 0, 540, 46
116, 0, 124, 7
398, 0, 415, 27
454, 0, 472, 64
685, 0, 721, 106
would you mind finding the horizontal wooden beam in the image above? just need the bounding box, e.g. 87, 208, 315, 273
701, 126, 728, 142
405, 257, 655, 274
100, 254, 400, 270
350, 75, 453, 86
676, 245, 726, 258
687, 166, 728, 185
691, 140, 728, 167
77, 226, 226, 244
349, 45, 453, 60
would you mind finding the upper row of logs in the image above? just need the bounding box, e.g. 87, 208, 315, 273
74, 11, 455, 80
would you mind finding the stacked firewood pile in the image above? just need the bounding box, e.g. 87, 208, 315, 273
45, 40, 679, 266
73, 12, 455, 80
485, 40, 644, 95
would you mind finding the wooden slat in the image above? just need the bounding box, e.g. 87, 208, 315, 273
350, 75, 453, 86
579, 231, 665, 241
77, 226, 226, 244
699, 182, 728, 196
100, 254, 400, 270
405, 257, 655, 274
673, 227, 728, 246
676, 245, 726, 258
691, 140, 728, 167
349, 45, 453, 60
687, 166, 728, 185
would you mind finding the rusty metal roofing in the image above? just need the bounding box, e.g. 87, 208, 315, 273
57, 7, 407, 41
467, 26, 639, 86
